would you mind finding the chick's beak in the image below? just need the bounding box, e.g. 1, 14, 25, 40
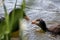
32, 20, 36, 24
32, 20, 39, 25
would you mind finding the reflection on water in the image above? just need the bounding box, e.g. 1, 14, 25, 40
0, 0, 60, 40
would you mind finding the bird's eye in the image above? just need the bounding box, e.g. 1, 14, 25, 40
36, 19, 40, 21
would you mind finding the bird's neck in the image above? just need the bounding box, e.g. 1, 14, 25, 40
40, 25, 48, 32
38, 20, 48, 32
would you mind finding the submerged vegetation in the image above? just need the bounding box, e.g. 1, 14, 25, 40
0, 0, 26, 40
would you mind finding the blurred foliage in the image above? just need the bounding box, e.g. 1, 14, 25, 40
0, 0, 26, 40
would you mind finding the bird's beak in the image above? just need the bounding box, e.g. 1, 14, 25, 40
24, 16, 30, 21
32, 20, 39, 25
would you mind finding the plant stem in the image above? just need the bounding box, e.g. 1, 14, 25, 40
6, 34, 9, 40
19, 19, 23, 40
2, 34, 11, 40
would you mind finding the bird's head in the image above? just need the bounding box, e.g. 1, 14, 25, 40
32, 19, 42, 26
32, 19, 47, 32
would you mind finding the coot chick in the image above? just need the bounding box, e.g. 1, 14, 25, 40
32, 19, 60, 34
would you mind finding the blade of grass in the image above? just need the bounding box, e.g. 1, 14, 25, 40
3, 2, 10, 34
10, 0, 17, 32
3, 0, 11, 40
0, 0, 6, 39
20, 0, 26, 19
